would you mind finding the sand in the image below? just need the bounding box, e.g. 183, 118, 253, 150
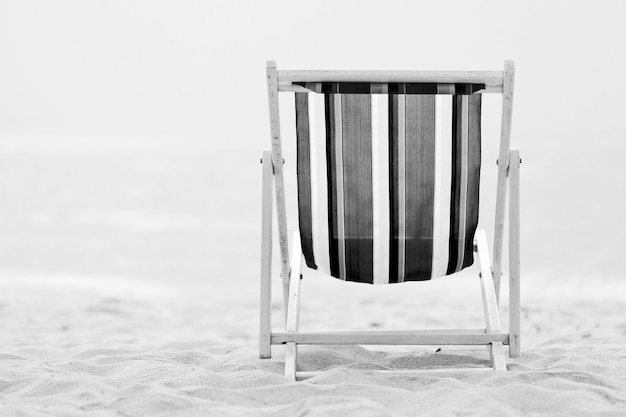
0, 136, 624, 416
1, 270, 625, 417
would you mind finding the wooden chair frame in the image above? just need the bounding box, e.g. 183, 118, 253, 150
260, 60, 520, 381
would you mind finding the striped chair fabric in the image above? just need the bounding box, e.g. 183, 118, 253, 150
295, 82, 482, 284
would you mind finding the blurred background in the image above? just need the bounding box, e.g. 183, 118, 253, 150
0, 0, 624, 291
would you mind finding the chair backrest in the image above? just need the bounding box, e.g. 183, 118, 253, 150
266, 62, 514, 286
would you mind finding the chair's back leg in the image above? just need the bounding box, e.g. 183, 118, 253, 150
284, 232, 303, 381
259, 150, 274, 359
493, 60, 515, 303
509, 149, 521, 358
475, 230, 507, 370
266, 61, 291, 318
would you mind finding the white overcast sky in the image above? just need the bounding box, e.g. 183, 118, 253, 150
1, 0, 625, 143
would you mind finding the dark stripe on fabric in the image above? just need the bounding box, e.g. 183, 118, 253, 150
447, 96, 469, 274
294, 93, 316, 269
341, 94, 374, 283
388, 95, 400, 284
325, 94, 340, 277
447, 96, 461, 274
404, 95, 436, 280
462, 94, 482, 268
294, 82, 486, 95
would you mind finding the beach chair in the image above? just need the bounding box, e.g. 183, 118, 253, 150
260, 60, 520, 380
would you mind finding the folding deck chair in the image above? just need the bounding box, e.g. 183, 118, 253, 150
260, 60, 520, 381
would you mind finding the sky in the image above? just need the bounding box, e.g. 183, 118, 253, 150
0, 0, 625, 278
1, 1, 625, 139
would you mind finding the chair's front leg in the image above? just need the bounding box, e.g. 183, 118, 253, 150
284, 231, 303, 381
259, 150, 273, 359
508, 149, 521, 358
475, 230, 507, 370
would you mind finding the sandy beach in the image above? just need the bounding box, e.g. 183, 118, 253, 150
1, 268, 625, 416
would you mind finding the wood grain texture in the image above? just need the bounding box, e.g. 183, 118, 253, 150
272, 331, 509, 345
278, 69, 503, 87
475, 229, 507, 370
492, 60, 515, 302
266, 61, 291, 319
509, 149, 521, 358
259, 150, 273, 359
284, 232, 303, 380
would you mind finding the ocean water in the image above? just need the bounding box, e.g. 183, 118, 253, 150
0, 129, 624, 288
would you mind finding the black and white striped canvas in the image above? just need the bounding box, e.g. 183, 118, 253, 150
295, 84, 482, 284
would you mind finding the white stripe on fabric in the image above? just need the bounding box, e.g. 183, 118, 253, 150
455, 95, 469, 272
440, 96, 453, 274
371, 96, 380, 283
372, 95, 390, 284
432, 95, 453, 278
379, 95, 391, 284
334, 94, 346, 280
308, 93, 330, 274
397, 95, 406, 283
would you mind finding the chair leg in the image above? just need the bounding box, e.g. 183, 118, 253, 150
284, 232, 303, 381
475, 230, 507, 371
509, 150, 521, 358
259, 150, 273, 359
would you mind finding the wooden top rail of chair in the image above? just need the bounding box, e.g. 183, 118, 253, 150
277, 69, 504, 93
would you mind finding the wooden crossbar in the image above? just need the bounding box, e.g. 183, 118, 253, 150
272, 331, 509, 345
277, 70, 504, 93
278, 69, 504, 84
